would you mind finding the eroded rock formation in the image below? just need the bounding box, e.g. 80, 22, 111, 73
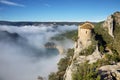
103, 15, 114, 37
64, 23, 102, 80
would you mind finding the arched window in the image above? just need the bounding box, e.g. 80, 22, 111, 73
86, 31, 87, 34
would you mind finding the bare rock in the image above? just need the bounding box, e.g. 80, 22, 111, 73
99, 62, 120, 80
103, 15, 114, 37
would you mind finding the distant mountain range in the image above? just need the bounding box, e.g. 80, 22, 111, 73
0, 21, 97, 26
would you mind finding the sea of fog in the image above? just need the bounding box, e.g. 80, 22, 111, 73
0, 24, 77, 80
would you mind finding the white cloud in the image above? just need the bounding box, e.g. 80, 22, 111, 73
0, 0, 25, 7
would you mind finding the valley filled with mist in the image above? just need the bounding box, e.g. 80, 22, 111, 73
0, 24, 77, 80
0, 0, 119, 80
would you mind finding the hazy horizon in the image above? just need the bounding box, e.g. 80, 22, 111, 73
0, 20, 101, 22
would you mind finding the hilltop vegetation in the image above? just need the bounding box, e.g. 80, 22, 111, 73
49, 48, 74, 80
49, 12, 120, 80
72, 21, 120, 80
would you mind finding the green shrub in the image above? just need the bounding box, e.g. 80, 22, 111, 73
99, 45, 104, 53
94, 22, 114, 53
49, 72, 58, 80
58, 57, 69, 71
105, 49, 120, 63
72, 62, 101, 80
66, 48, 74, 58
79, 44, 96, 56
49, 48, 74, 80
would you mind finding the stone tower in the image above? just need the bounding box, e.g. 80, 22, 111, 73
75, 22, 94, 55
64, 22, 95, 80
78, 22, 94, 41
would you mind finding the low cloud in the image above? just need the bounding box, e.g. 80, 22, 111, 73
0, 0, 25, 7
0, 24, 77, 80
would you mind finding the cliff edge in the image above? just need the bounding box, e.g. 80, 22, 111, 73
48, 11, 120, 80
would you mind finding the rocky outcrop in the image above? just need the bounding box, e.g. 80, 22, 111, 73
74, 45, 102, 64
64, 45, 102, 80
64, 23, 102, 80
103, 15, 114, 37
86, 46, 102, 64
63, 12, 120, 80
103, 12, 120, 38
113, 12, 120, 25
44, 42, 56, 48
99, 63, 120, 80
44, 42, 65, 54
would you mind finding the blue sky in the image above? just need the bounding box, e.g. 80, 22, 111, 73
0, 0, 120, 22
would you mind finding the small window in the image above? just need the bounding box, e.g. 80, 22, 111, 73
86, 31, 87, 34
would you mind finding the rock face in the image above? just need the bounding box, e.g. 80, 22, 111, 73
99, 63, 120, 80
64, 46, 102, 80
64, 23, 102, 80
86, 46, 102, 64
62, 12, 120, 80
103, 12, 120, 38
103, 15, 114, 37
113, 12, 120, 25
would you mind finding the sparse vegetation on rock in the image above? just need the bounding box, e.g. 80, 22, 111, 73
49, 11, 120, 80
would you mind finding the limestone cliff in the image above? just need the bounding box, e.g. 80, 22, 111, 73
48, 12, 120, 80
64, 23, 102, 80
113, 12, 120, 25
103, 12, 120, 54
99, 63, 120, 80
103, 15, 114, 37
63, 12, 120, 80
103, 11, 120, 38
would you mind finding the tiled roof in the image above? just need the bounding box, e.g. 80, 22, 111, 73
80, 22, 94, 29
